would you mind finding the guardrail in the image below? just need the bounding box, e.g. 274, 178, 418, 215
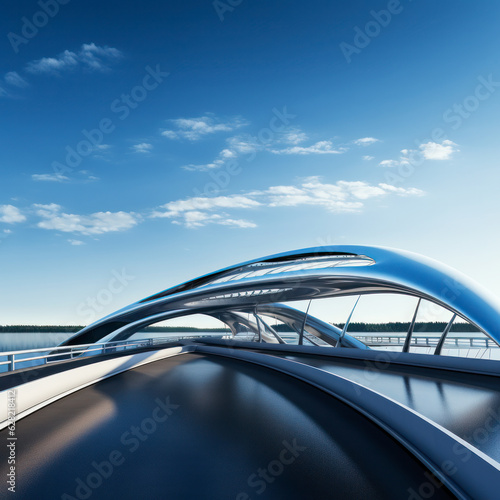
353, 335, 499, 348
0, 335, 213, 373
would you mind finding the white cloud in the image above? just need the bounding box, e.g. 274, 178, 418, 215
160, 130, 178, 139
32, 170, 99, 182
183, 134, 259, 171
68, 239, 85, 246
271, 140, 345, 155
32, 173, 69, 182
26, 44, 123, 75
379, 140, 459, 168
78, 43, 122, 71
354, 137, 379, 146
264, 178, 383, 210
78, 170, 100, 181
226, 135, 260, 154
281, 128, 308, 145
26, 50, 78, 74
379, 159, 399, 167
419, 140, 458, 160
338, 181, 386, 200
4, 229, 12, 234
161, 114, 248, 141
4, 71, 28, 88
379, 184, 425, 197
153, 195, 260, 217
0, 205, 26, 224
35, 204, 138, 235
152, 177, 424, 228
219, 219, 257, 228
151, 195, 260, 229
34, 203, 61, 216
132, 143, 153, 154
363, 155, 374, 161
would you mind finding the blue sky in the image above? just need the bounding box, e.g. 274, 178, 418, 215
1, 0, 500, 325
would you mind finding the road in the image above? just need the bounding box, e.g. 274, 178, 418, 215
1, 352, 454, 499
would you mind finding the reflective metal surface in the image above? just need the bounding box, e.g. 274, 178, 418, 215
60, 245, 500, 348
0, 353, 455, 499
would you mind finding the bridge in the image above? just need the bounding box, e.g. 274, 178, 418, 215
1, 245, 500, 499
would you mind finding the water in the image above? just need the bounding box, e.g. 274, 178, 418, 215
0, 332, 75, 352
0, 331, 225, 353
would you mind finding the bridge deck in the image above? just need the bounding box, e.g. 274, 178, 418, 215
274, 351, 500, 463
0, 352, 453, 499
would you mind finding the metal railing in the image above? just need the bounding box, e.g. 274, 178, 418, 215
0, 336, 207, 373
353, 335, 499, 348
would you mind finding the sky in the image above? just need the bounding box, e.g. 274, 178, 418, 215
1, 0, 500, 325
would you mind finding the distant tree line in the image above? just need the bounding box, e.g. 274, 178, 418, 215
336, 322, 480, 332
0, 322, 479, 333
0, 325, 83, 333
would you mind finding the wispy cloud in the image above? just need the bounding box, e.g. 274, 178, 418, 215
0, 205, 26, 224
182, 126, 311, 171
26, 43, 123, 75
32, 170, 98, 182
378, 183, 424, 197
378, 159, 400, 167
379, 140, 459, 167
151, 177, 424, 228
354, 137, 379, 146
281, 128, 308, 145
161, 114, 248, 141
68, 239, 85, 246
32, 173, 69, 182
34, 204, 139, 235
4, 71, 28, 88
182, 134, 261, 171
6, 172, 425, 235
78, 43, 122, 71
132, 143, 153, 154
271, 140, 345, 155
176, 120, 351, 171
151, 195, 260, 228
362, 155, 374, 161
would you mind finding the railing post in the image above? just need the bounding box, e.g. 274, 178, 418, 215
8, 354, 15, 372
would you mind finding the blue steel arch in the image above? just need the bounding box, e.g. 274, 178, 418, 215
60, 245, 500, 347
